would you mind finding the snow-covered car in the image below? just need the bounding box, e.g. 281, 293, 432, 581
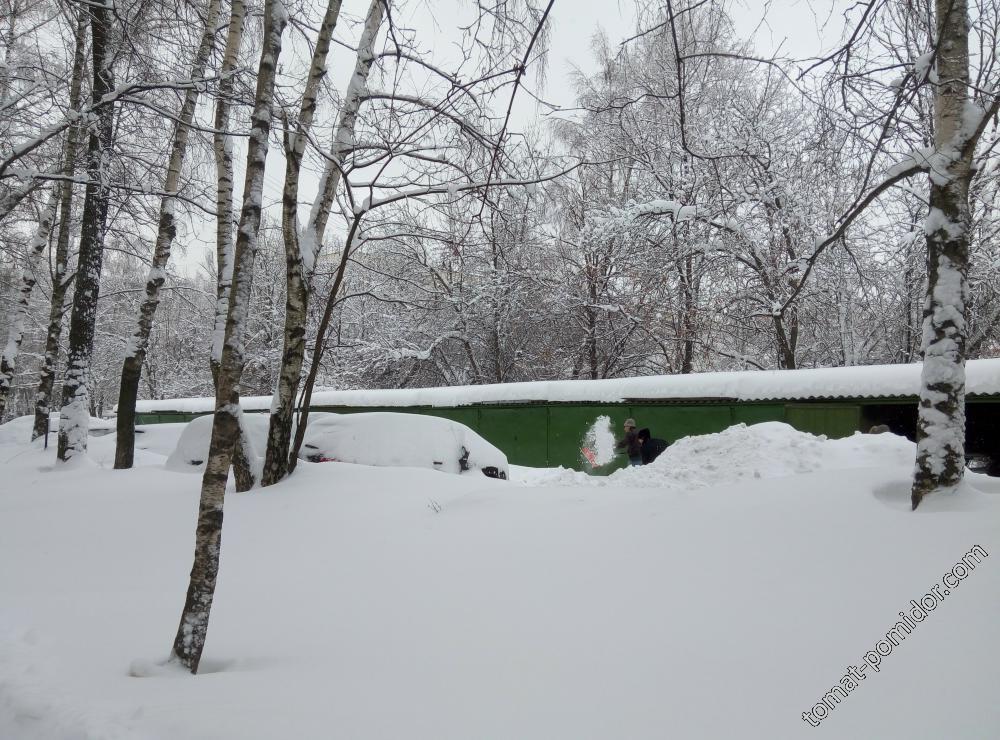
966, 453, 996, 475
300, 411, 509, 479
166, 413, 271, 472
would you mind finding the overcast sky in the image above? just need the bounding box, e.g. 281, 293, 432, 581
518, 0, 838, 128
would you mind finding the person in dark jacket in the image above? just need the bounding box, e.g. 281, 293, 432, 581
616, 418, 642, 466
637, 428, 669, 465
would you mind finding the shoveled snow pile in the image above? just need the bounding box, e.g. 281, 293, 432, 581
519, 422, 917, 487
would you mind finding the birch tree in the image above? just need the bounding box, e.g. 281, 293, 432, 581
113, 0, 224, 469
210, 0, 247, 385
31, 7, 88, 440
0, 0, 74, 419
171, 0, 287, 674
910, 0, 981, 507
793, 0, 998, 506
0, 191, 57, 419
56, 0, 116, 461
259, 0, 359, 487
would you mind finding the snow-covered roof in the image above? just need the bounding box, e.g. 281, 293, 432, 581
133, 358, 1000, 414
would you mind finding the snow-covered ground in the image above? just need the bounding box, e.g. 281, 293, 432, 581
1, 417, 998, 739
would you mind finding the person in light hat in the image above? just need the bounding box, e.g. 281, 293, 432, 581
615, 418, 642, 466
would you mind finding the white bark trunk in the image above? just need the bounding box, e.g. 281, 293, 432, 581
262, 0, 384, 485
211, 0, 248, 385
911, 0, 973, 509
57, 0, 115, 462
0, 192, 58, 420
171, 0, 287, 673
115, 0, 224, 469
303, 0, 385, 256
31, 7, 88, 442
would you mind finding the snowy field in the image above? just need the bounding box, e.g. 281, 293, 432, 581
1, 417, 998, 739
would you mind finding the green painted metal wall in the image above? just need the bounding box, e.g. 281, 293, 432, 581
732, 403, 786, 427
133, 399, 871, 474
634, 405, 734, 444
478, 406, 549, 467
784, 404, 861, 439
312, 401, 862, 472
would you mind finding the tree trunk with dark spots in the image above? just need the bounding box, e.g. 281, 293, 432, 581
57, 0, 115, 462
171, 0, 286, 673
262, 0, 383, 485
32, 9, 88, 441
911, 0, 973, 509
114, 0, 223, 469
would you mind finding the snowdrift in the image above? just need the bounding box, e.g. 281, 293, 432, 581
518, 421, 917, 487
0, 413, 112, 446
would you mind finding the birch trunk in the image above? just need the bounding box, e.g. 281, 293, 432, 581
262, 0, 384, 485
57, 0, 115, 462
286, 215, 361, 475
31, 9, 88, 441
0, 2, 18, 108
210, 0, 247, 386
911, 0, 973, 509
114, 0, 223, 469
203, 0, 255, 491
0, 192, 57, 420
0, 0, 72, 423
260, 0, 344, 487
210, 0, 256, 491
171, 0, 287, 673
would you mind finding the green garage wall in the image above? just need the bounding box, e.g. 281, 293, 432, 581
785, 404, 861, 439
131, 399, 880, 474
477, 406, 548, 467
732, 403, 786, 426
634, 404, 734, 443
303, 400, 862, 473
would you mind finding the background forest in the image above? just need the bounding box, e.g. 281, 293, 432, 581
4, 0, 998, 421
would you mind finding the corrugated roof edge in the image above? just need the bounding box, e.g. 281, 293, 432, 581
128, 358, 1000, 414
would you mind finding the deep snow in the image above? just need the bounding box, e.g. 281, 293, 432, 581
1, 417, 998, 740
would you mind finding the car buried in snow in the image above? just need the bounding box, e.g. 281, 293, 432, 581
299, 411, 509, 480
965, 453, 997, 476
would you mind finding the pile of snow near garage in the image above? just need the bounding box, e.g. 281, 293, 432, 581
517, 421, 918, 487
0, 415, 997, 739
